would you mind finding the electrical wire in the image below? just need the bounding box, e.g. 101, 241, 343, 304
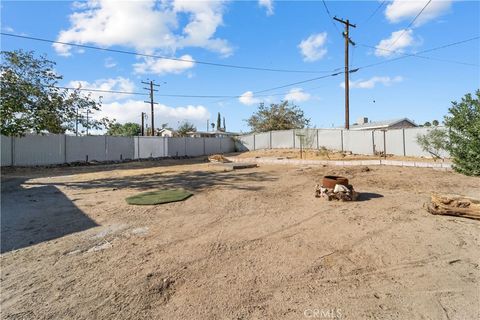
253, 71, 343, 95
355, 36, 480, 70
361, 1, 387, 27
0, 81, 326, 100
321, 0, 342, 35
0, 32, 336, 74
386, 0, 432, 50
357, 43, 479, 67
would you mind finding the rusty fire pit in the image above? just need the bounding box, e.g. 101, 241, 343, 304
316, 175, 358, 201
322, 176, 349, 189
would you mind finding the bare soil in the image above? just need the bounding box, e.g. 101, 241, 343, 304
229, 148, 451, 162
1, 158, 478, 319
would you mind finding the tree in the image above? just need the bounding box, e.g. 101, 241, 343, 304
107, 122, 141, 136
432, 119, 439, 126
416, 128, 448, 159
443, 90, 480, 176
0, 50, 109, 136
177, 121, 197, 136
216, 112, 221, 131
246, 101, 310, 132
223, 117, 226, 131
424, 121, 432, 127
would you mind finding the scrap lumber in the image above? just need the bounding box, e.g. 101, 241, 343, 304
425, 193, 480, 221
208, 154, 231, 163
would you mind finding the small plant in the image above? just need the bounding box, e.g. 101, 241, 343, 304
416, 128, 448, 160
316, 146, 331, 159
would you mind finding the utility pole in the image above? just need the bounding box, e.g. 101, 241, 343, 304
141, 112, 145, 136
142, 80, 160, 136
334, 16, 356, 130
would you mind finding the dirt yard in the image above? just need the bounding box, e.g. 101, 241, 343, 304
1, 159, 479, 319
229, 148, 451, 162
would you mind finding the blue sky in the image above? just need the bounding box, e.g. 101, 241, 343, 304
1, 0, 479, 133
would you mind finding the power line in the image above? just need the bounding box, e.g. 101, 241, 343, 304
386, 0, 432, 50
357, 43, 479, 67
253, 71, 343, 95
321, 0, 342, 35
3, 37, 476, 99
0, 32, 336, 74
355, 36, 480, 70
361, 1, 387, 27
0, 80, 329, 100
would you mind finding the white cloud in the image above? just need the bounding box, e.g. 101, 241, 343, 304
374, 29, 415, 57
92, 99, 210, 128
2, 26, 14, 32
340, 76, 403, 89
298, 32, 328, 62
104, 57, 116, 68
259, 0, 274, 16
133, 54, 195, 75
67, 77, 135, 103
54, 0, 232, 58
239, 91, 260, 106
385, 0, 452, 26
284, 88, 310, 102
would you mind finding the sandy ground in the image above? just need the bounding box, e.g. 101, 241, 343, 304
1, 158, 479, 320
229, 148, 452, 162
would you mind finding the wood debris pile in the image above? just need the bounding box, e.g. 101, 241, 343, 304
208, 154, 231, 163
315, 183, 359, 201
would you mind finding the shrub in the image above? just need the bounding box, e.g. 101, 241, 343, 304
443, 90, 480, 176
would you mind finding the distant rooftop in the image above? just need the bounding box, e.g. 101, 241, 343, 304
349, 118, 417, 130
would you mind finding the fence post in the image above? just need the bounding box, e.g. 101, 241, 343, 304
104, 135, 108, 161
340, 130, 344, 152
64, 134, 67, 163
11, 136, 15, 166
402, 128, 406, 156
203, 137, 206, 155
269, 131, 272, 149
184, 137, 187, 156
316, 129, 319, 149
371, 131, 375, 155
137, 136, 140, 159
293, 129, 296, 149
163, 137, 166, 157
253, 134, 256, 150
383, 130, 387, 157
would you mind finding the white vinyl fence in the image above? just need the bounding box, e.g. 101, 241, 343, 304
0, 135, 235, 166
235, 127, 448, 158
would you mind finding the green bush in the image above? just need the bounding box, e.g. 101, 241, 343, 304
444, 90, 480, 176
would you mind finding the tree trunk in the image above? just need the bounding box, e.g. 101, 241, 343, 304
425, 193, 480, 221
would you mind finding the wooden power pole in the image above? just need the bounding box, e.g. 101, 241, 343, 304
333, 16, 356, 130
142, 80, 160, 136
141, 112, 145, 136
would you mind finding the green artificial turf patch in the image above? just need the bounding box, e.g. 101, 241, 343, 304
125, 189, 193, 205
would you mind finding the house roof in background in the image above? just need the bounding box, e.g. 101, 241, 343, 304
350, 118, 417, 130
